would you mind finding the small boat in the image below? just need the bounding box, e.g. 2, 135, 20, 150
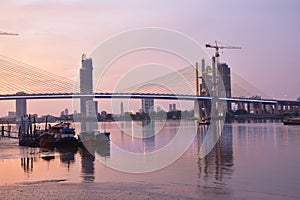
282, 118, 300, 125
50, 122, 78, 148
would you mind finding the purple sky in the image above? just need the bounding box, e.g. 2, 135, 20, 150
0, 0, 299, 116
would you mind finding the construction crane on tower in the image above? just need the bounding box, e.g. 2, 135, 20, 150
205, 41, 241, 61
0, 31, 18, 36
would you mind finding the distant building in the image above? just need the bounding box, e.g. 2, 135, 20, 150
64, 108, 69, 116
8, 111, 16, 118
80, 54, 93, 116
142, 98, 154, 113
172, 103, 176, 111
16, 92, 27, 118
169, 104, 176, 111
297, 96, 300, 101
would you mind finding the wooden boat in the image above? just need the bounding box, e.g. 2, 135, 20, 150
282, 118, 300, 125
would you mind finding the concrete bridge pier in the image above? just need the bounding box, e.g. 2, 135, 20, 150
237, 102, 245, 110
262, 104, 267, 114
247, 103, 251, 113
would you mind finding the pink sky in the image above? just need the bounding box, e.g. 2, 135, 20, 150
0, 0, 299, 116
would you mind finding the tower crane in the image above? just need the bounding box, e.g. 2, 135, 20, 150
205, 41, 241, 59
0, 31, 18, 36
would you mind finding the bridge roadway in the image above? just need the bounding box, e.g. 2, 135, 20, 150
0, 93, 299, 105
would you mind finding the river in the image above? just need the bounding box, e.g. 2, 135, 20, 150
0, 121, 299, 199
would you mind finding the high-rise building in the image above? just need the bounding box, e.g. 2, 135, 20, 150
217, 63, 231, 98
80, 54, 93, 116
142, 98, 154, 113
16, 92, 27, 118
218, 63, 232, 111
8, 111, 16, 118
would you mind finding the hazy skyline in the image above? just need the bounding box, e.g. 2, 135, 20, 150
0, 0, 299, 116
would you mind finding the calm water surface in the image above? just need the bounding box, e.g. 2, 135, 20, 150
0, 121, 299, 199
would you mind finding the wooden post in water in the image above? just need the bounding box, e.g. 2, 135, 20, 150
1, 124, 4, 136
7, 124, 11, 137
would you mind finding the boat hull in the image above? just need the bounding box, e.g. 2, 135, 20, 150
55, 137, 78, 148
282, 118, 300, 125
39, 133, 55, 148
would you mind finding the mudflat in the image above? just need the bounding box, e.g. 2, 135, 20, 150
0, 180, 295, 200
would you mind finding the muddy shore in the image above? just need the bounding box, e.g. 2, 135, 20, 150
0, 180, 295, 200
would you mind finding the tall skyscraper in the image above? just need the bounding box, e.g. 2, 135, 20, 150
217, 63, 231, 98
80, 54, 93, 116
218, 63, 232, 111
142, 98, 154, 113
16, 92, 27, 118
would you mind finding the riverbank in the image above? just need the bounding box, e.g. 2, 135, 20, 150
0, 181, 216, 200
0, 181, 298, 200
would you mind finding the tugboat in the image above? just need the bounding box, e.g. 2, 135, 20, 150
51, 122, 78, 148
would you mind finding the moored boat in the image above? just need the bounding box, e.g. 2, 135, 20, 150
50, 122, 78, 148
282, 118, 300, 125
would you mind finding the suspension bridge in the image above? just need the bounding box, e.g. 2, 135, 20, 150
0, 54, 299, 118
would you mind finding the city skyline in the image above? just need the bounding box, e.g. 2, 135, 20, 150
0, 0, 299, 116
